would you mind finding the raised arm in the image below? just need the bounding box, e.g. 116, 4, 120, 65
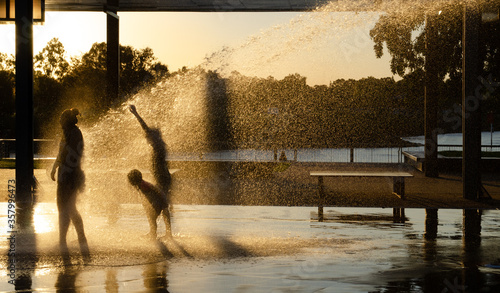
129, 105, 150, 132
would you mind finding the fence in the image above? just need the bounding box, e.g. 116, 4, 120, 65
0, 139, 56, 158
170, 147, 408, 163
2, 139, 499, 164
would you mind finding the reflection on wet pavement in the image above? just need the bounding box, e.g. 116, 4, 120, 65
1, 204, 500, 292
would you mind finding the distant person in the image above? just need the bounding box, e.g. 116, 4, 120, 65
279, 150, 287, 161
128, 105, 172, 238
50, 108, 89, 263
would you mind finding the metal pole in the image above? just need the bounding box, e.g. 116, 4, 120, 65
318, 176, 324, 222
424, 208, 438, 240
15, 0, 35, 229
424, 14, 439, 178
106, 0, 120, 104
491, 123, 493, 150
462, 2, 482, 200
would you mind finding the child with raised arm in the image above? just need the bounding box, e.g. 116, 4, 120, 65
128, 105, 172, 238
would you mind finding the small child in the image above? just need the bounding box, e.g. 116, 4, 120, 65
128, 169, 172, 238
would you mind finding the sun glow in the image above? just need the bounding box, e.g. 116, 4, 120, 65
0, 12, 105, 59
33, 204, 57, 234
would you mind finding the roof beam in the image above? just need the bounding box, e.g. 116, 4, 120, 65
45, 0, 333, 12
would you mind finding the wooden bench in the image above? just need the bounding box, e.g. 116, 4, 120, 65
310, 171, 413, 221
402, 151, 423, 171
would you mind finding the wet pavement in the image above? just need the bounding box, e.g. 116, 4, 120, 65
1, 204, 500, 292
1, 163, 500, 292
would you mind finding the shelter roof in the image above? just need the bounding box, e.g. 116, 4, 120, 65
45, 0, 333, 12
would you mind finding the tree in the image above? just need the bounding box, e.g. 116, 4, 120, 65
0, 53, 15, 137
62, 43, 108, 117
0, 39, 173, 138
0, 52, 15, 72
78, 42, 107, 71
149, 62, 170, 83
31, 39, 72, 137
120, 46, 165, 95
34, 38, 69, 79
370, 1, 500, 131
63, 42, 169, 119
370, 2, 465, 80
34, 75, 64, 138
0, 69, 15, 137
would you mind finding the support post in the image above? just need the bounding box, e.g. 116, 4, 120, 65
393, 176, 405, 199
318, 176, 324, 222
15, 0, 35, 229
424, 208, 438, 240
424, 14, 439, 178
393, 208, 405, 223
462, 2, 482, 200
462, 209, 482, 291
106, 0, 120, 104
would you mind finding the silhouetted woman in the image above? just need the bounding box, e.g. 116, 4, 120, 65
50, 108, 89, 263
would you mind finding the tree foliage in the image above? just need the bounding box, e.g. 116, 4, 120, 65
0, 69, 15, 138
0, 52, 15, 72
1, 40, 170, 138
370, 2, 464, 80
223, 72, 420, 149
370, 1, 500, 131
62, 42, 169, 117
34, 38, 70, 79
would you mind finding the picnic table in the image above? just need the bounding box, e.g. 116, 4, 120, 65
310, 171, 413, 221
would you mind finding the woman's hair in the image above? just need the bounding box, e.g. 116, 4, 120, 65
60, 108, 80, 129
128, 169, 143, 186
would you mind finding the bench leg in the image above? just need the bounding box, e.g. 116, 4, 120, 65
393, 177, 405, 200
318, 176, 324, 222
393, 208, 405, 223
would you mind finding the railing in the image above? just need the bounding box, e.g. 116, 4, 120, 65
0, 139, 56, 158
170, 147, 408, 163
3, 139, 497, 164
438, 144, 500, 153
0, 141, 409, 164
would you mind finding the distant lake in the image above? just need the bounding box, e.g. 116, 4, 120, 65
169, 132, 500, 163
3, 132, 499, 163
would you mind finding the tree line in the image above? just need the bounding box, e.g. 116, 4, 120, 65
0, 38, 171, 139
195, 71, 424, 150
0, 37, 424, 149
